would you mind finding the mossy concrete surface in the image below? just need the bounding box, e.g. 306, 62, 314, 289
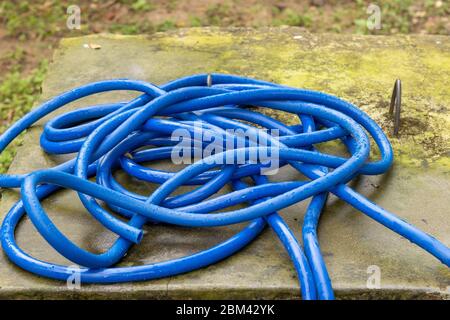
0, 28, 449, 299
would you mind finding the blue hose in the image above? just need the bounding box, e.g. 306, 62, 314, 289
0, 73, 448, 300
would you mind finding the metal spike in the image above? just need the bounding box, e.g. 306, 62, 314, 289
389, 79, 401, 137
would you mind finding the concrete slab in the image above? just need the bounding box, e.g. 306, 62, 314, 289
0, 28, 449, 299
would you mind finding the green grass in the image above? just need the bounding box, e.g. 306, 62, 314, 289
205, 3, 232, 26
0, 1, 66, 40
108, 20, 178, 35
189, 16, 203, 27
272, 8, 313, 27
130, 0, 155, 12
156, 20, 177, 32
0, 59, 48, 173
109, 22, 155, 35
354, 0, 415, 34
1, 1, 448, 39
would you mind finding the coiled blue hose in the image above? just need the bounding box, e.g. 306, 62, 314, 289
0, 73, 449, 300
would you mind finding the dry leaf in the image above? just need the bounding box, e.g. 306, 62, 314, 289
83, 43, 102, 50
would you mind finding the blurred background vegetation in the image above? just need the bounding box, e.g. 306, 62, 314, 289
0, 0, 448, 172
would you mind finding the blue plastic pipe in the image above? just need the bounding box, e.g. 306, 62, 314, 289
0, 73, 448, 300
